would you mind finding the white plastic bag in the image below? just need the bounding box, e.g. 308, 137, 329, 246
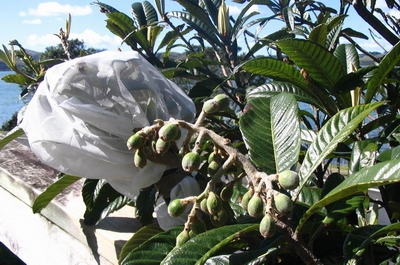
155, 175, 201, 230
20, 51, 195, 199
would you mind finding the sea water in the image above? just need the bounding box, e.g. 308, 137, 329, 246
0, 71, 26, 126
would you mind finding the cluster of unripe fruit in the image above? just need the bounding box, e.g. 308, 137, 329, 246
242, 170, 299, 238
167, 186, 233, 246
126, 93, 230, 169
126, 121, 181, 168
167, 170, 299, 244
126, 93, 300, 242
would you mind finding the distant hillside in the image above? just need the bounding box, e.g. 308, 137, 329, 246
0, 48, 383, 71
0, 49, 41, 71
0, 50, 187, 71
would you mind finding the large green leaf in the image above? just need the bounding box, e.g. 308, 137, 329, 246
119, 223, 164, 263
308, 24, 328, 47
343, 223, 400, 260
142, 1, 158, 24
334, 44, 360, 73
202, 0, 219, 26
377, 145, 400, 162
204, 246, 279, 265
168, 11, 222, 49
135, 185, 157, 226
232, 16, 265, 43
174, 0, 216, 31
83, 181, 126, 225
322, 193, 365, 225
0, 45, 15, 69
341, 28, 369, 39
0, 127, 25, 151
231, 0, 266, 40
1, 74, 30, 86
90, 1, 119, 13
247, 81, 325, 110
121, 226, 182, 265
243, 30, 294, 60
297, 157, 400, 231
131, 2, 147, 28
298, 102, 383, 187
106, 11, 135, 33
161, 224, 258, 265
275, 39, 345, 89
332, 65, 377, 94
32, 174, 81, 213
241, 58, 313, 95
296, 186, 323, 210
365, 41, 400, 103
349, 139, 378, 175
239, 93, 301, 173
157, 27, 184, 52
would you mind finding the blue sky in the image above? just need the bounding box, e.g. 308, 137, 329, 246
0, 1, 397, 54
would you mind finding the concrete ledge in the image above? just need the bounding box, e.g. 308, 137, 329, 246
0, 134, 141, 264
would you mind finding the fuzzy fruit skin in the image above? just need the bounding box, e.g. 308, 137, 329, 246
207, 160, 220, 176
158, 123, 180, 142
241, 188, 254, 211
202, 99, 219, 114
127, 133, 143, 150
174, 128, 182, 141
207, 191, 223, 215
168, 199, 187, 217
190, 216, 207, 235
181, 152, 201, 172
278, 170, 300, 190
220, 182, 234, 202
259, 214, 276, 238
155, 138, 171, 154
213, 94, 230, 111
200, 198, 209, 214
134, 148, 147, 168
247, 193, 265, 218
273, 193, 293, 216
210, 209, 228, 227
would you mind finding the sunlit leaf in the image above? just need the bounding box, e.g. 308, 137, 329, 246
0, 127, 25, 151
119, 223, 164, 263
121, 226, 182, 265
247, 81, 325, 110
161, 224, 258, 265
297, 157, 400, 231
275, 39, 345, 89
298, 102, 383, 187
241, 57, 313, 95
32, 175, 81, 213
308, 24, 327, 47
343, 223, 400, 260
365, 41, 400, 103
239, 93, 301, 173
83, 181, 126, 225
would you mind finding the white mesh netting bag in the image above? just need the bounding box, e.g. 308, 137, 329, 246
19, 50, 196, 199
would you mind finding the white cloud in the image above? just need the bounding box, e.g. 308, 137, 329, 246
375, 0, 392, 10
22, 19, 42, 25
69, 29, 122, 49
25, 30, 122, 51
355, 38, 392, 53
387, 9, 399, 19
229, 5, 260, 15
24, 2, 92, 17
27, 34, 60, 47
